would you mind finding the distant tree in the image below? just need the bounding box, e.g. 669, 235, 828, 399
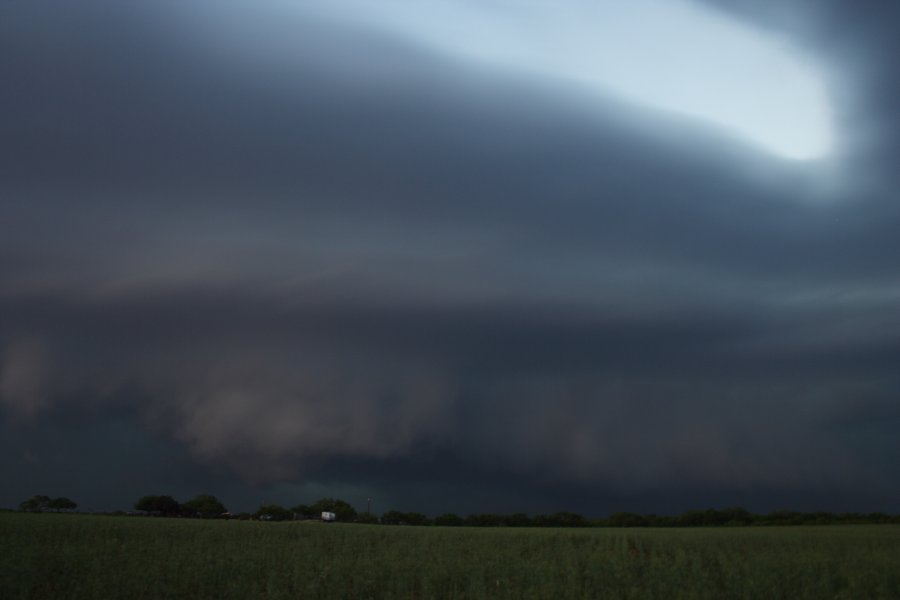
834, 512, 861, 525
506, 513, 532, 527
608, 512, 648, 527
135, 495, 181, 516
290, 504, 314, 519
403, 512, 430, 526
47, 497, 77, 512
866, 512, 891, 524
558, 512, 588, 527
310, 498, 357, 522
255, 504, 291, 521
533, 512, 587, 527
380, 510, 407, 525
465, 513, 504, 527
434, 513, 464, 527
678, 509, 707, 527
643, 514, 677, 527
355, 512, 379, 524
763, 510, 803, 526
183, 494, 226, 518
19, 495, 52, 512
719, 507, 752, 526
19, 497, 36, 512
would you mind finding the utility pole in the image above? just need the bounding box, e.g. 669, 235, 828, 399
367, 497, 372, 515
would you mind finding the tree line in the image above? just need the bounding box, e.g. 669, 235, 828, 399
19, 495, 77, 512
128, 495, 594, 526
120, 498, 900, 527
602, 508, 900, 527
18, 494, 900, 527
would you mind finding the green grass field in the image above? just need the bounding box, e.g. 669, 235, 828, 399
2, 512, 900, 599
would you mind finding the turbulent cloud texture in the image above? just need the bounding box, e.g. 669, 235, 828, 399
2, 0, 899, 513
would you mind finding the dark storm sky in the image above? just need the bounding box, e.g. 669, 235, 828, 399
2, 0, 899, 516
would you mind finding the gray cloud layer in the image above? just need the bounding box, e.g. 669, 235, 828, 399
2, 0, 899, 513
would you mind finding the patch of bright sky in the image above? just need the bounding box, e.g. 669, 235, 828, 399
301, 0, 834, 161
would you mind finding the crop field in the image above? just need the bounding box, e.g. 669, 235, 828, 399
2, 512, 900, 599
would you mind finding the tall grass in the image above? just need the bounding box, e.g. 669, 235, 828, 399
2, 512, 900, 599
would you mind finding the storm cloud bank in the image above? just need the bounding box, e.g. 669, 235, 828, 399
2, 0, 899, 513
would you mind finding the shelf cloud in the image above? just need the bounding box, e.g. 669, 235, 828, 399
2, 0, 899, 514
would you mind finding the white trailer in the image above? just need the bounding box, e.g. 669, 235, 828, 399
321, 511, 336, 522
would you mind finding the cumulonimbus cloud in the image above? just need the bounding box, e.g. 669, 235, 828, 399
2, 0, 900, 509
